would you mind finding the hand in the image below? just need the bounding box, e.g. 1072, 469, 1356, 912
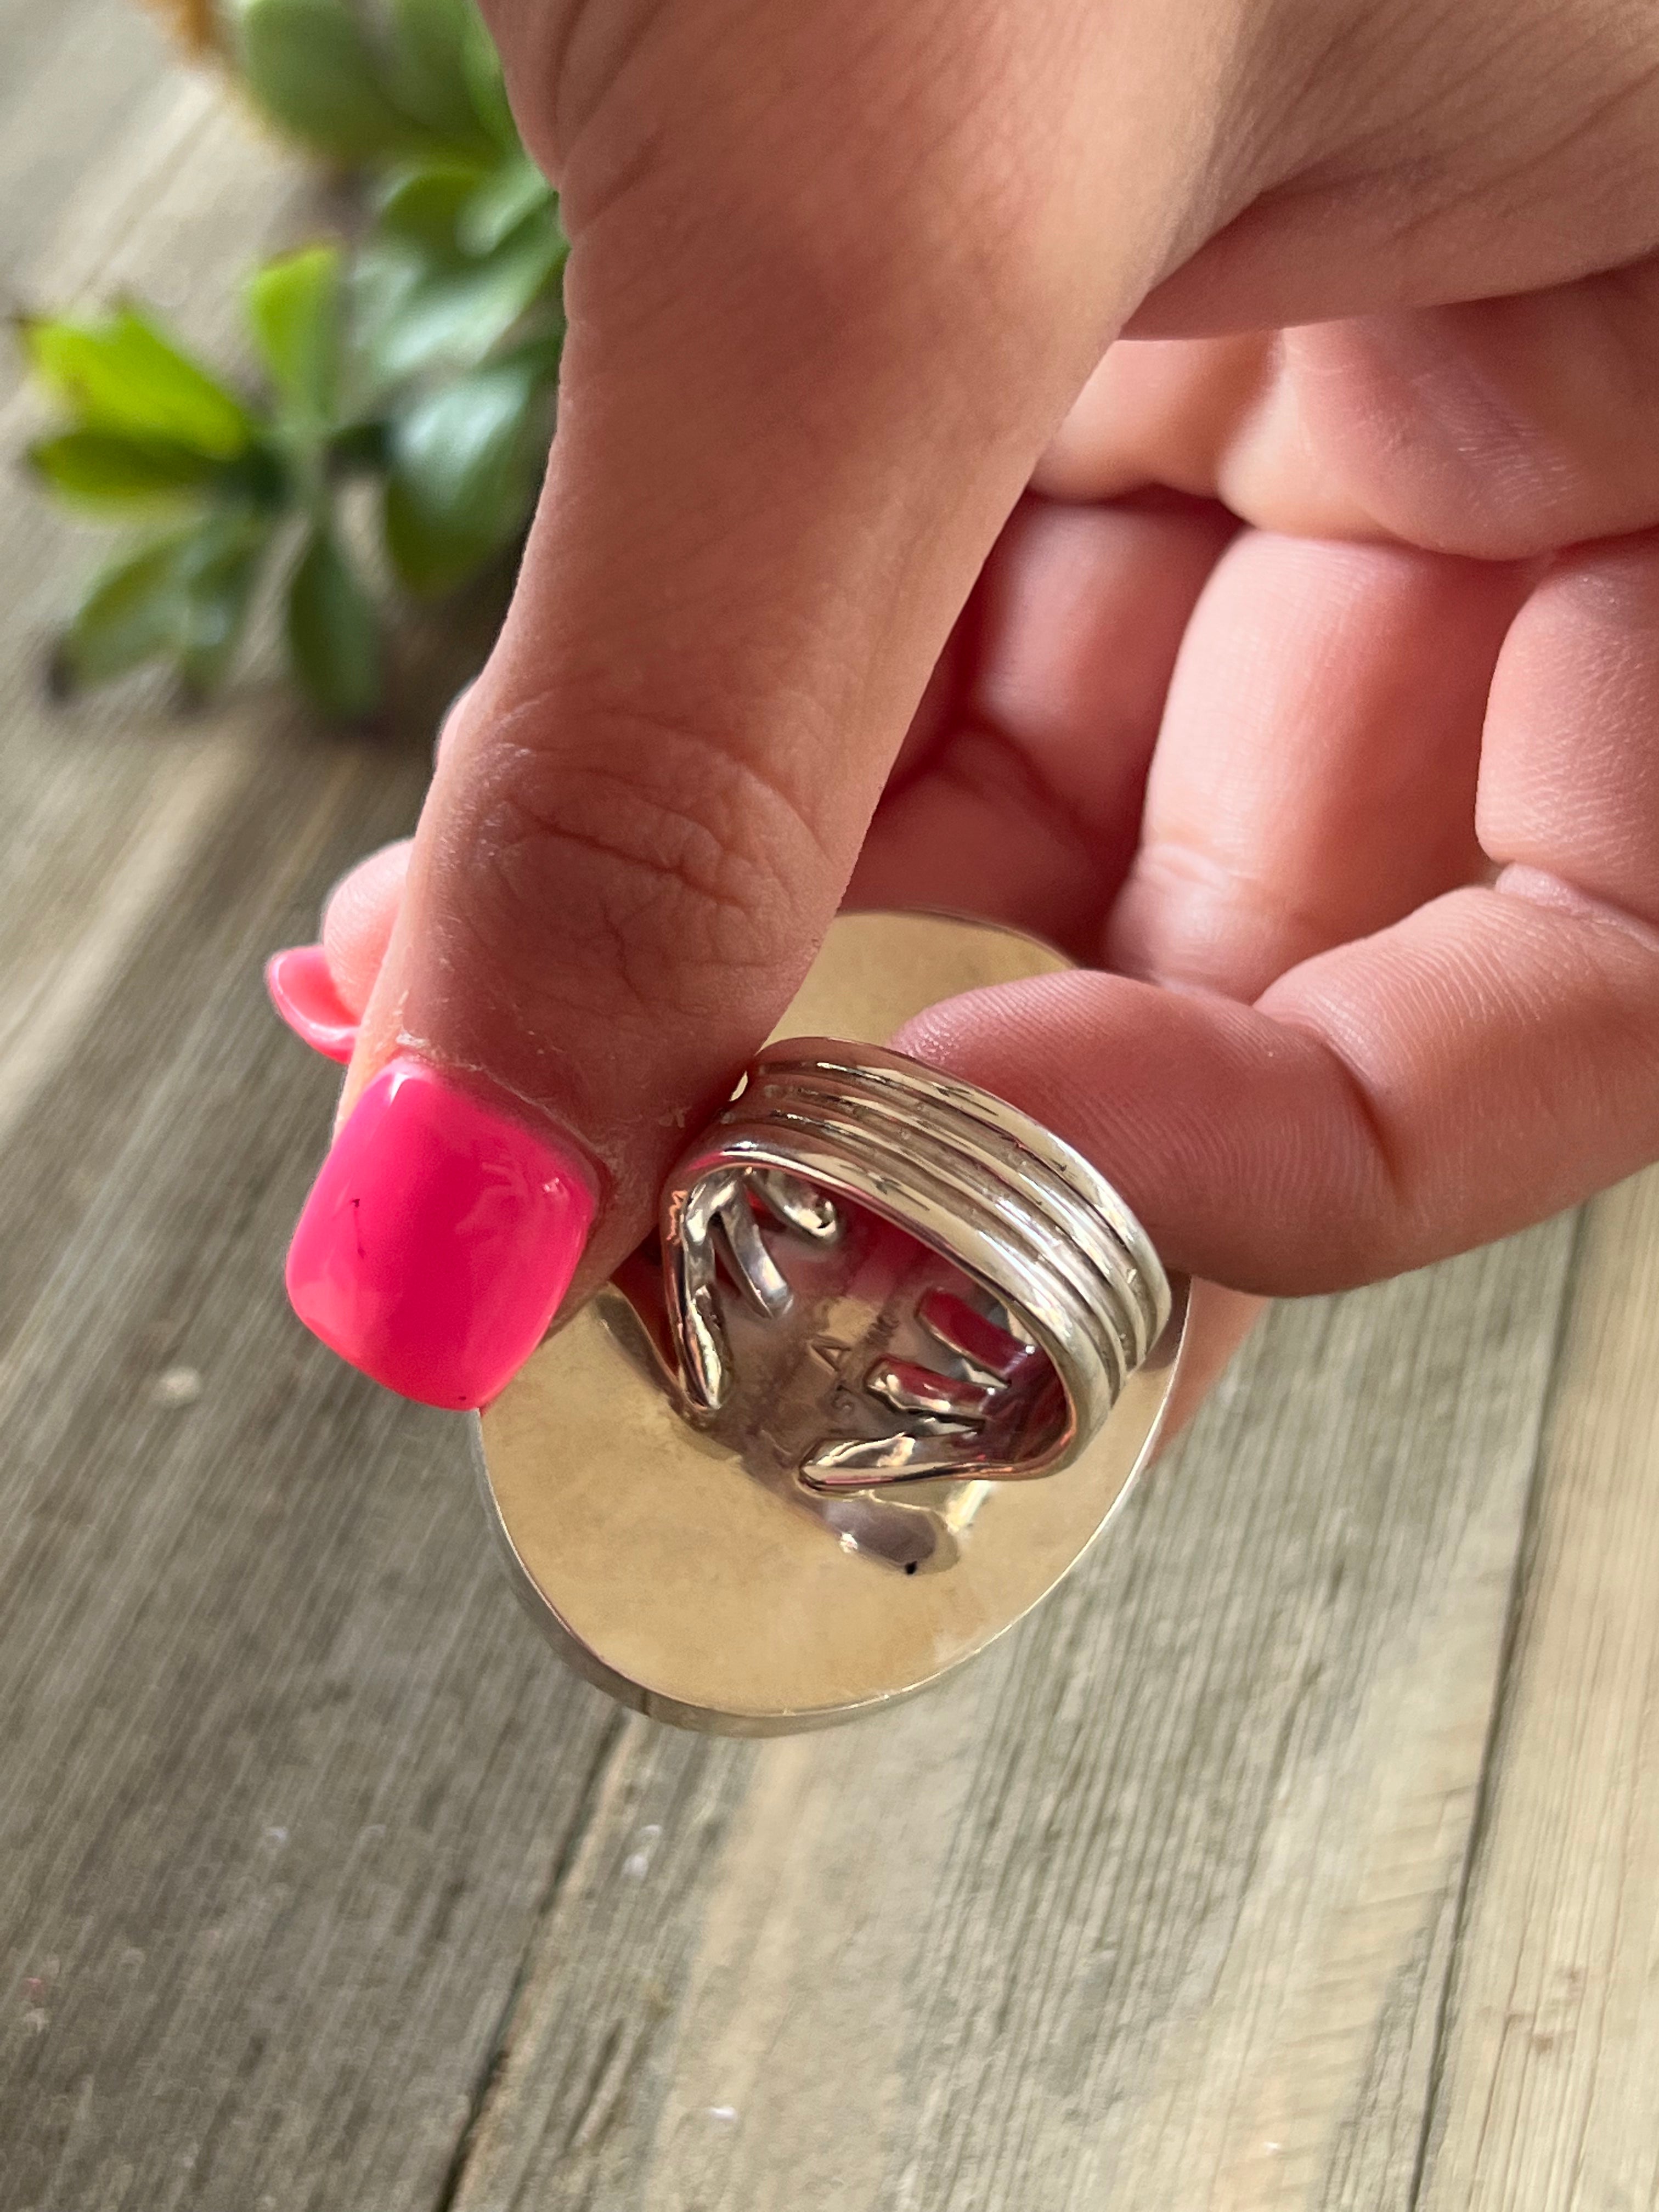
274, 0, 1659, 1411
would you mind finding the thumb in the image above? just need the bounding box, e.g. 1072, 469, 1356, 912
285, 0, 1251, 1408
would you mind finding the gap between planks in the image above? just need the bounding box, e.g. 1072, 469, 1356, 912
439, 1222, 1582, 2212
1415, 1161, 1659, 2211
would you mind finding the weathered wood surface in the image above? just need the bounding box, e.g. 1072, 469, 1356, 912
0, 17, 623, 2212
1, 15, 1655, 2211
444, 1232, 1580, 2212
1417, 1164, 1659, 2212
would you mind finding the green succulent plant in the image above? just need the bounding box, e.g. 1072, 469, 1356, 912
20, 0, 564, 719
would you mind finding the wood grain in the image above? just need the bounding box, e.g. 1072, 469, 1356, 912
0, 0, 172, 296
0, 20, 629, 2211
1417, 1165, 1659, 2212
445, 1231, 1577, 2212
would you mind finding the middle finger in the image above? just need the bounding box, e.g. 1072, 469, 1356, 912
847, 493, 1234, 951
1105, 531, 1532, 999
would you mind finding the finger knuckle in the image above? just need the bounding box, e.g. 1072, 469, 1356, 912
455, 712, 826, 1035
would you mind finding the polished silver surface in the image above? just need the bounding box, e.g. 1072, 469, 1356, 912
477, 910, 1189, 1734
661, 1037, 1172, 1490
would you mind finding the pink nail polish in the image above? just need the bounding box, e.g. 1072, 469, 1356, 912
266, 945, 359, 1064
286, 1058, 596, 1409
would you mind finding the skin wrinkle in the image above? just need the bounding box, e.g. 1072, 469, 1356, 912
898, 972, 1402, 1289
1216, 333, 1374, 535
1342, 321, 1595, 538
325, 479, 1659, 1291
1319, 8, 1566, 176
1476, 48, 1659, 230
1480, 533, 1659, 924
1140, 4, 1659, 330
1114, 839, 1349, 989
500, 0, 669, 177
1257, 329, 1526, 555
1229, 0, 1395, 178
1498, 867, 1659, 954
852, 500, 1235, 944
933, 721, 1099, 867
535, 244, 1044, 798
1055, 290, 1659, 557
563, 180, 1041, 476
1301, 295, 1659, 553
560, 1, 1115, 382
1109, 533, 1507, 995
1269, 885, 1659, 1167
441, 850, 726, 1059
1284, 1023, 1416, 1269
463, 746, 826, 981
482, 687, 843, 877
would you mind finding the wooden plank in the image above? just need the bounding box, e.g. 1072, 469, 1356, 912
1415, 1164, 1659, 2211
0, 20, 639, 2210
442, 1226, 1578, 2212
0, 0, 172, 295
0, 29, 315, 1135
0, 19, 306, 1350
0, 13, 492, 1343
0, 727, 649, 2212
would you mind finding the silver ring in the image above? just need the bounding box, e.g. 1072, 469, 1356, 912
661, 1037, 1172, 1491
477, 912, 1192, 1734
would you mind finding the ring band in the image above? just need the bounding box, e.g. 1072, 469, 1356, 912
661, 1037, 1172, 1490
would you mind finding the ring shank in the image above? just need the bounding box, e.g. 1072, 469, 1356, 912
662, 1037, 1172, 1486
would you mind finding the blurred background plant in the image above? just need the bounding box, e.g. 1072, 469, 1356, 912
18, 0, 563, 719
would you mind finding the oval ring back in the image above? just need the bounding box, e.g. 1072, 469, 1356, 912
475, 911, 1189, 1734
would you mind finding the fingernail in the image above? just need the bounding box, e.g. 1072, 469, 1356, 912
286, 1058, 596, 1409
266, 945, 359, 1064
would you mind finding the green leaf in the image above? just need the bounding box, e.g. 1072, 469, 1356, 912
285, 521, 382, 717
359, 158, 565, 374
328, 418, 392, 476
456, 155, 554, 256
246, 245, 343, 427
230, 0, 423, 162
52, 514, 276, 696
373, 160, 488, 255
178, 523, 269, 696
384, 351, 548, 595
386, 0, 496, 151
54, 533, 191, 689
459, 8, 518, 151
355, 219, 564, 388
22, 310, 253, 457
27, 429, 220, 510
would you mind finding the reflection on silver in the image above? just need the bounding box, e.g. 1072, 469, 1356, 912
477, 911, 1193, 1733
660, 1037, 1172, 1496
